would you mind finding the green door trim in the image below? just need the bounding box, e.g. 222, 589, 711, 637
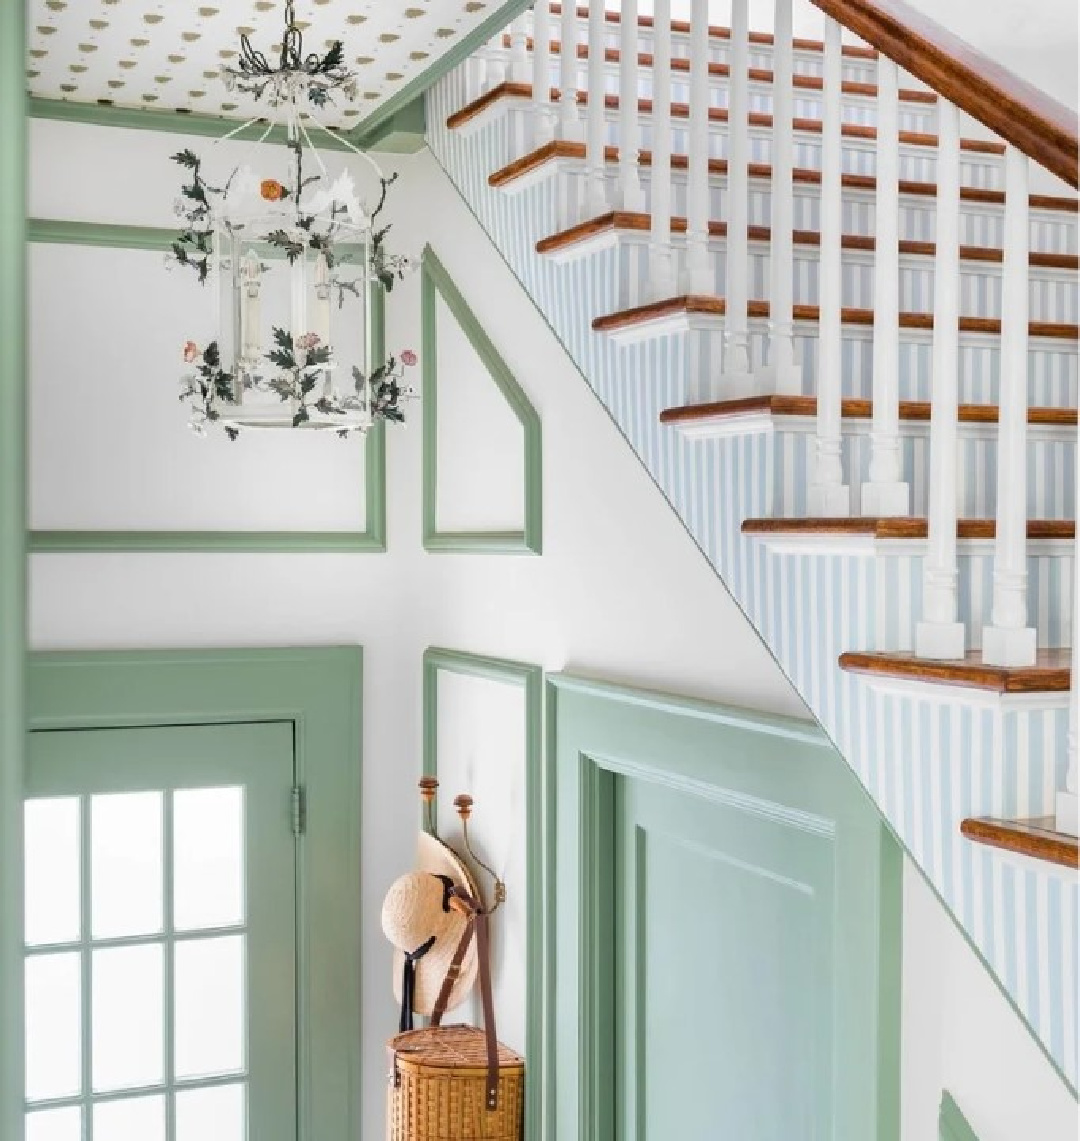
421, 647, 544, 1139
28, 647, 363, 1141
545, 672, 904, 1141
420, 246, 543, 554
26, 222, 387, 554
0, 0, 27, 1133
939, 1092, 982, 1141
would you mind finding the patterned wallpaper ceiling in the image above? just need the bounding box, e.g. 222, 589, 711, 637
27, 0, 497, 131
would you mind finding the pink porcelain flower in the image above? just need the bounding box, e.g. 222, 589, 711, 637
183, 340, 199, 363
400, 349, 417, 367
296, 332, 322, 351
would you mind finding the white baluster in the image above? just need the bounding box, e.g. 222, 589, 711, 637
983, 148, 1038, 666
509, 14, 530, 83
617, 0, 645, 210
558, 0, 582, 141
861, 55, 909, 515
648, 0, 676, 299
915, 100, 965, 659
532, 0, 556, 146
684, 0, 712, 295
486, 34, 508, 89
585, 0, 609, 215
1057, 512, 1078, 835
807, 16, 850, 515
719, 0, 753, 394
758, 0, 800, 395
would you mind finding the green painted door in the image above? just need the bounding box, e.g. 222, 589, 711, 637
23, 721, 298, 1141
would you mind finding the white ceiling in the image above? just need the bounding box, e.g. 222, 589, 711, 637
27, 0, 500, 131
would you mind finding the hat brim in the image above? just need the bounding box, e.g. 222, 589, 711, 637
391, 914, 479, 1016
415, 831, 481, 903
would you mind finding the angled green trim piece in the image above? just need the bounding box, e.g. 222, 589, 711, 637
29, 648, 364, 1141
421, 647, 545, 1141
0, 0, 26, 1132
351, 0, 533, 142
355, 98, 427, 154
29, 96, 356, 152
421, 245, 543, 554
939, 1092, 981, 1141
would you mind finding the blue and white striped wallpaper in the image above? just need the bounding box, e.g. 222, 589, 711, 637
427, 66, 1080, 1089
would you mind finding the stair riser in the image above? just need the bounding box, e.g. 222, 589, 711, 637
759, 426, 1077, 520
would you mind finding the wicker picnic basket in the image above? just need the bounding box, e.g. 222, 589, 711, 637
386, 1024, 524, 1141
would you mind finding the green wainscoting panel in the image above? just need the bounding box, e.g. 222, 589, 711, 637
546, 674, 903, 1141
0, 0, 26, 1132
26, 223, 388, 553
939, 1092, 982, 1141
28, 647, 363, 1141
421, 647, 544, 1139
420, 247, 543, 554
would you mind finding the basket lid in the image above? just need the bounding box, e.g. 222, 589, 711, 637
389, 1025, 524, 1072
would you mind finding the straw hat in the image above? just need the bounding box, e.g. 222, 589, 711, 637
381, 833, 480, 1021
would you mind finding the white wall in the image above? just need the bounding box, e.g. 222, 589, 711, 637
28, 122, 1078, 1138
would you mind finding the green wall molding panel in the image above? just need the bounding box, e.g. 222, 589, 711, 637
421, 246, 543, 554
939, 1092, 982, 1141
0, 0, 26, 1132
26, 221, 388, 554
544, 673, 903, 1141
421, 647, 545, 1139
28, 647, 364, 1141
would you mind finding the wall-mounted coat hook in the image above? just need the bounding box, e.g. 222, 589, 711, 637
453, 793, 507, 915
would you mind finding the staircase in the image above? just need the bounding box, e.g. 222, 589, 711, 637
427, 0, 1079, 1088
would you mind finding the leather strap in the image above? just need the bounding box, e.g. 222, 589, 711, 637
474, 909, 500, 1110
429, 912, 475, 1028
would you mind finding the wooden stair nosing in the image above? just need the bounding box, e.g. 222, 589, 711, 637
960, 816, 1079, 870
498, 36, 935, 102
591, 295, 1080, 340
740, 517, 1076, 541
837, 648, 1072, 693
454, 84, 1005, 153
547, 3, 880, 57
485, 138, 1080, 214
535, 209, 1080, 269
658, 395, 1080, 428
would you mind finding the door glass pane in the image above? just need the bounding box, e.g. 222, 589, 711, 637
26, 1106, 82, 1141
91, 792, 163, 940
175, 935, 245, 1080
174, 787, 245, 931
92, 944, 164, 1092
25, 953, 81, 1102
175, 1083, 247, 1141
24, 798, 80, 947
93, 1095, 166, 1141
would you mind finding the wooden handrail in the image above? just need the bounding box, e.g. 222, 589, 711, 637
808, 0, 1078, 188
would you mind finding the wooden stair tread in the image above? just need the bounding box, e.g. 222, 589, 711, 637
454, 84, 1004, 151
659, 395, 1079, 427
960, 817, 1079, 869
536, 210, 1079, 268
838, 648, 1072, 693
501, 36, 934, 101
592, 294, 1080, 339
486, 139, 1080, 213
741, 517, 1075, 540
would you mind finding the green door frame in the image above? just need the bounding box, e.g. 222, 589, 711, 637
0, 0, 27, 1135
28, 647, 364, 1141
544, 673, 904, 1141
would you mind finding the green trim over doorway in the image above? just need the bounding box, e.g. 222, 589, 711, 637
0, 0, 26, 1132
25, 222, 388, 553
420, 246, 543, 554
421, 647, 544, 1140
29, 647, 364, 1141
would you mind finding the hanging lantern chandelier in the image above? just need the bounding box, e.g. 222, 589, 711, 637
169, 0, 415, 439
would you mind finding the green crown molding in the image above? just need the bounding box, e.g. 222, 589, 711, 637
26, 225, 387, 554
421, 246, 543, 554
939, 1091, 981, 1141
28, 648, 363, 1140
421, 647, 545, 1141
0, 0, 26, 1131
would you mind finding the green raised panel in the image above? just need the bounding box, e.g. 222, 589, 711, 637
546, 674, 902, 1141
421, 247, 543, 554
25, 226, 388, 554
28, 647, 362, 1141
26, 721, 298, 1140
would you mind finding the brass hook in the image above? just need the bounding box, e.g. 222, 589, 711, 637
453, 794, 507, 914
418, 775, 438, 836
